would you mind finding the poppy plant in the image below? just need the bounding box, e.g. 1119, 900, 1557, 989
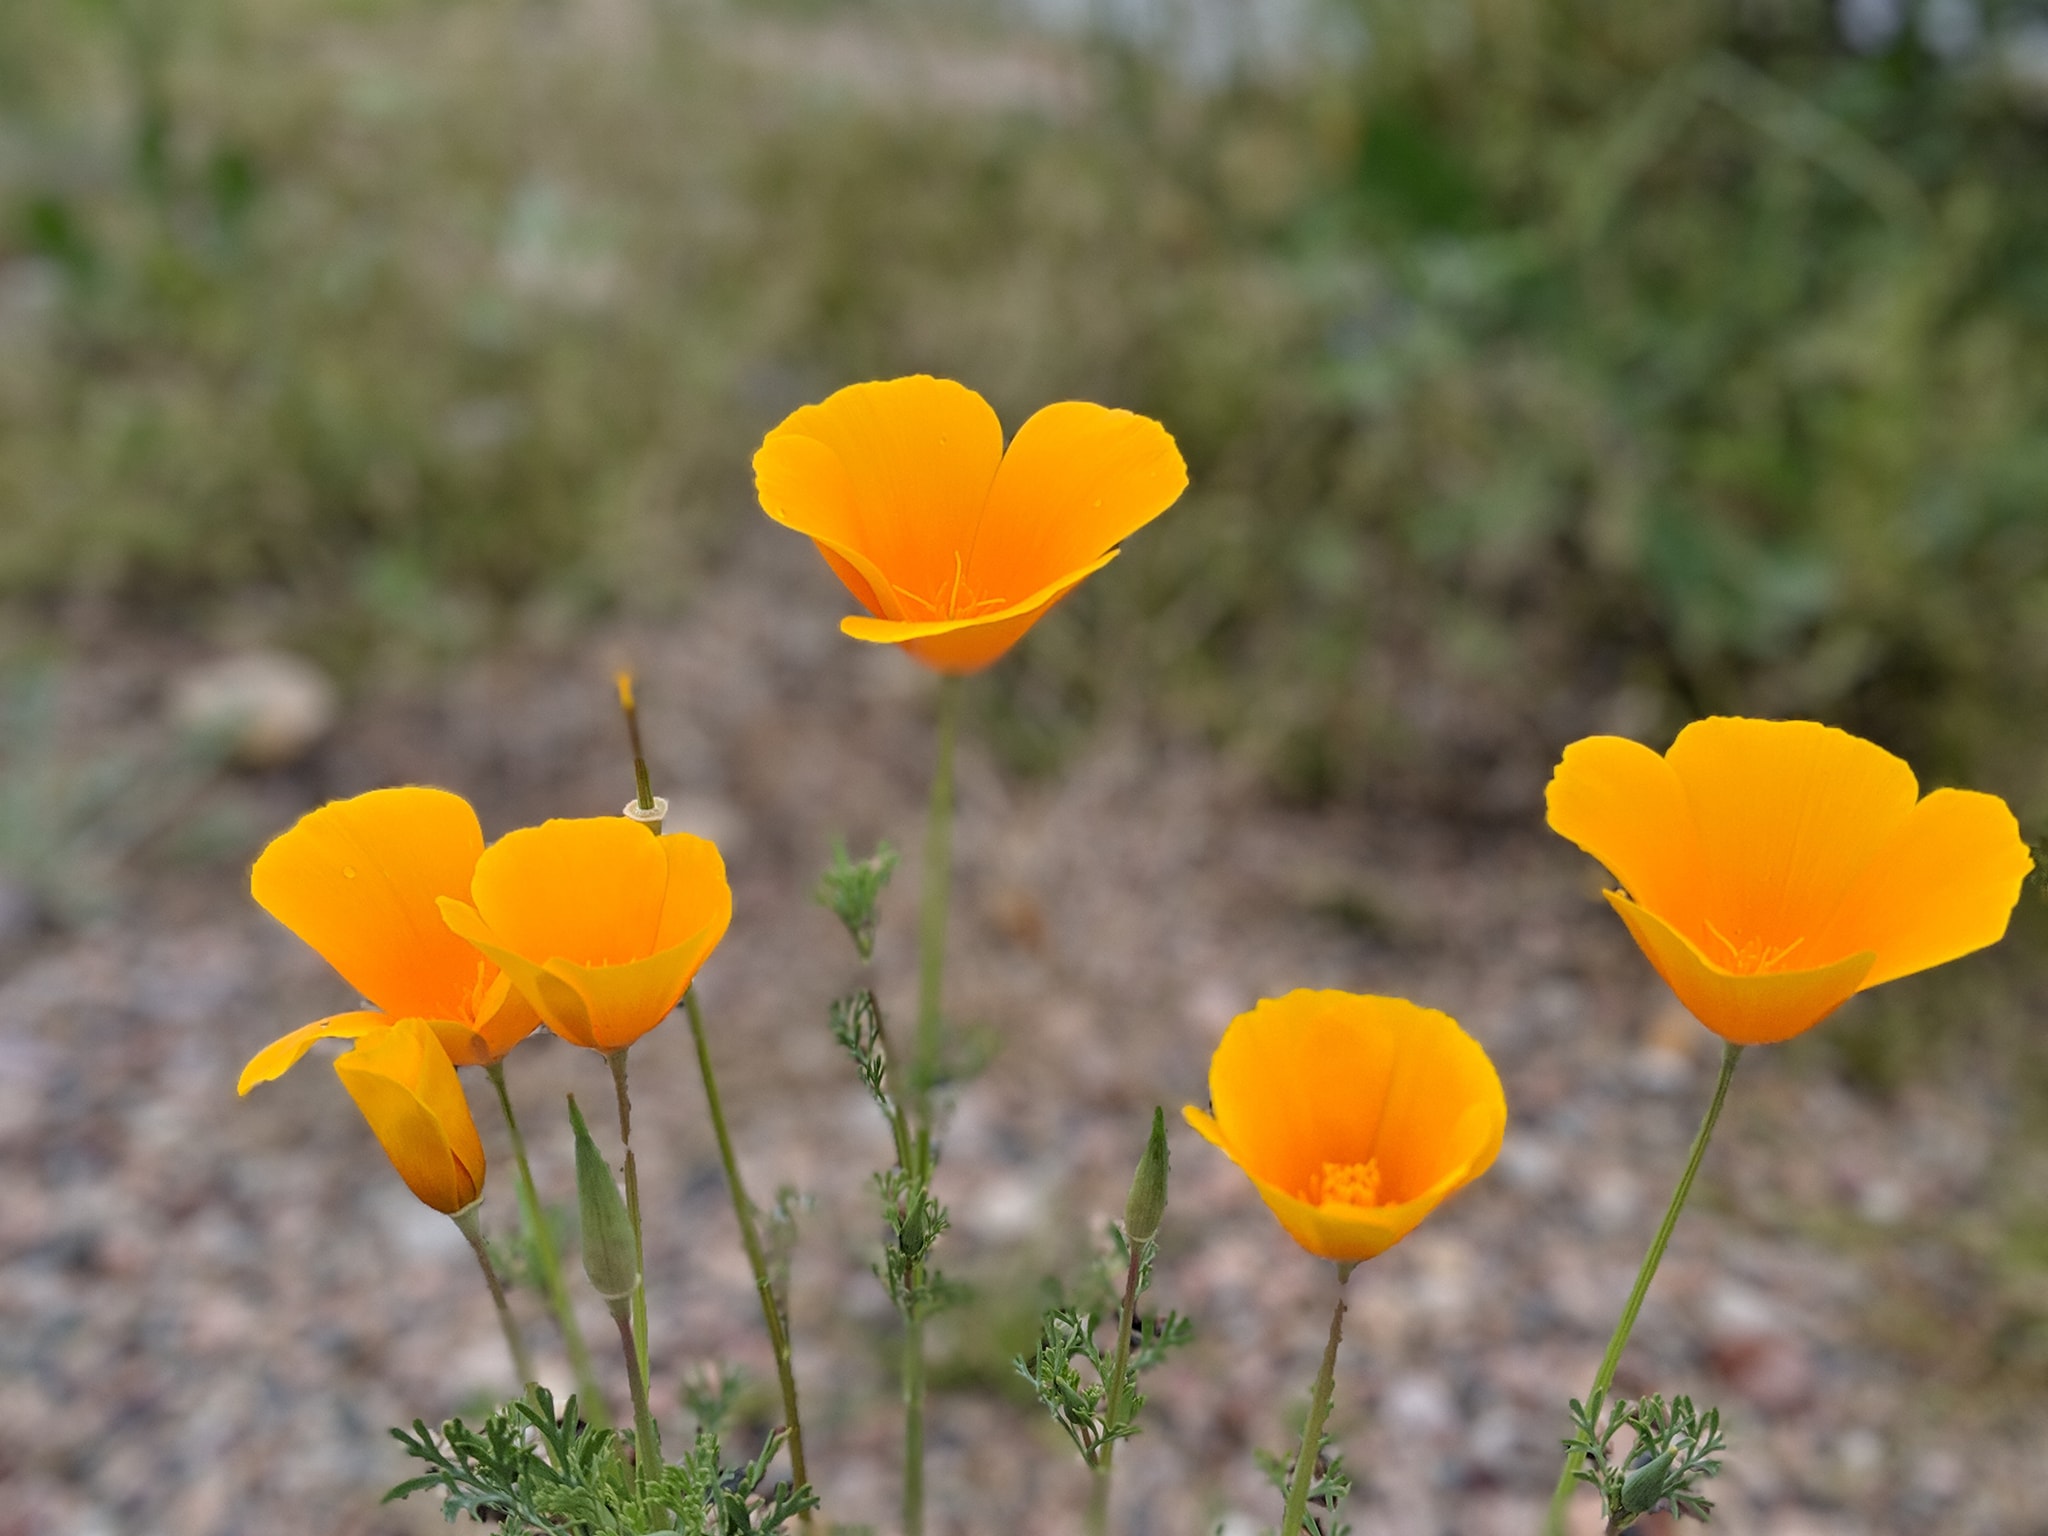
753, 375, 1188, 674
334, 1016, 487, 1215
1185, 989, 1506, 1264
239, 787, 540, 1093
1545, 717, 2032, 1046
437, 816, 731, 1054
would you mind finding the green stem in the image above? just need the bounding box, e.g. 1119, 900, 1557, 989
608, 1049, 652, 1403
452, 1201, 536, 1389
913, 673, 961, 1134
612, 1305, 663, 1485
902, 673, 959, 1536
1089, 1237, 1148, 1534
903, 1281, 926, 1536
1279, 1264, 1353, 1536
487, 1063, 606, 1425
1544, 1041, 1744, 1536
684, 990, 814, 1519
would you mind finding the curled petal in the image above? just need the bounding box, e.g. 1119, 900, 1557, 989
238, 1010, 386, 1095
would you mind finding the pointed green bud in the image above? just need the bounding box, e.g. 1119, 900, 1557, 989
1124, 1107, 1170, 1243
568, 1094, 639, 1304
1619, 1448, 1677, 1514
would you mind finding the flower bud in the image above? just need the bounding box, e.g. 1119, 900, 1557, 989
1619, 1448, 1677, 1514
568, 1094, 639, 1304
1124, 1107, 1170, 1243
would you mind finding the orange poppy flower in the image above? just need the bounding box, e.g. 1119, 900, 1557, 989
1546, 717, 2033, 1046
1185, 990, 1506, 1264
437, 817, 731, 1054
753, 375, 1188, 674
335, 1016, 487, 1214
239, 787, 540, 1094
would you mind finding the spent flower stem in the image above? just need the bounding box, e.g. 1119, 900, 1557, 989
486, 1062, 605, 1424
1280, 1263, 1354, 1536
684, 987, 815, 1522
451, 1200, 535, 1389
1545, 1042, 1744, 1535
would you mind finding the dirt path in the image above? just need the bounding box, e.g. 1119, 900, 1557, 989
2, 527, 2042, 1535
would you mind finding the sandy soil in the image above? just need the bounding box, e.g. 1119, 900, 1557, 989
3, 526, 2044, 1536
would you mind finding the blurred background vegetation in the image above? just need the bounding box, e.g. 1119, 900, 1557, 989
6, 0, 2048, 812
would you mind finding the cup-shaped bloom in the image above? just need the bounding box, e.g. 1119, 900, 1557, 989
438, 817, 731, 1053
239, 787, 541, 1094
753, 375, 1188, 674
1185, 990, 1506, 1264
1546, 718, 2033, 1046
334, 1016, 486, 1214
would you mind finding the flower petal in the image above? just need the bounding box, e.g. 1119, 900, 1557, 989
1545, 734, 1705, 937
251, 787, 487, 1021
334, 1018, 485, 1214
753, 376, 1005, 617
438, 898, 598, 1049
966, 401, 1187, 600
237, 1010, 386, 1094
653, 833, 733, 956
471, 818, 671, 967
1607, 890, 1874, 1044
839, 549, 1119, 674
1663, 718, 1920, 959
543, 937, 711, 1053
1813, 787, 2033, 988
469, 969, 544, 1061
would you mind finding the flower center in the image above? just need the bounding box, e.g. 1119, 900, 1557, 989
896, 552, 1013, 623
1702, 920, 1807, 976
1312, 1158, 1384, 1210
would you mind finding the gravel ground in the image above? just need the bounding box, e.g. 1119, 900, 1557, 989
4, 528, 2046, 1536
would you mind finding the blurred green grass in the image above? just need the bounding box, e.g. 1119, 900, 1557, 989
6, 0, 2048, 812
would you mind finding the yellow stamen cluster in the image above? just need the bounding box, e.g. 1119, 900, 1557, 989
1314, 1159, 1384, 1210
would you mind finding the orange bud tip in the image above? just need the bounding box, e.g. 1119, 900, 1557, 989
614, 671, 636, 712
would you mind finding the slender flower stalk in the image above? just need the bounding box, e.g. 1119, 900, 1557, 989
451, 1200, 535, 1388
913, 673, 961, 1132
902, 673, 960, 1536
1545, 1043, 1743, 1535
1088, 1239, 1147, 1536
903, 1282, 928, 1536
1280, 1263, 1355, 1536
485, 1062, 604, 1423
612, 1307, 663, 1489
608, 1049, 653, 1404
684, 988, 813, 1519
